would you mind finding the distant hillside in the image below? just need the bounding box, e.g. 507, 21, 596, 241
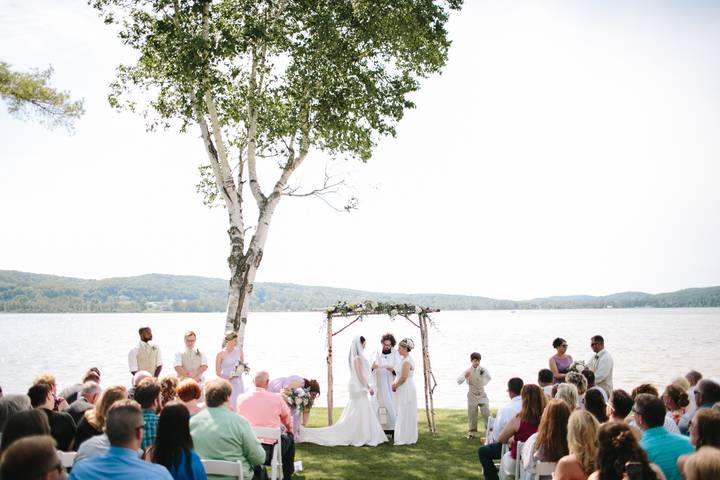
1, 270, 719, 313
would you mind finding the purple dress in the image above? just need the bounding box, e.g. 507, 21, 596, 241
552, 355, 573, 383
268, 375, 305, 429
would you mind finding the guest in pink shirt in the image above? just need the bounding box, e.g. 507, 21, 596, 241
237, 371, 295, 480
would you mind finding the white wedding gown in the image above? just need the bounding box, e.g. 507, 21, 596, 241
300, 337, 388, 447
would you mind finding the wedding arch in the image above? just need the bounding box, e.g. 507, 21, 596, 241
323, 301, 440, 433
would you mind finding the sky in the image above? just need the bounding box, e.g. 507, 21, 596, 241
1, 0, 719, 300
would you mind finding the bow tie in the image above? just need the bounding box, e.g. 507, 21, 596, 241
594, 354, 600, 360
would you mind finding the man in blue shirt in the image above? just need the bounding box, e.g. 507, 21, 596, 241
635, 394, 694, 480
69, 401, 172, 479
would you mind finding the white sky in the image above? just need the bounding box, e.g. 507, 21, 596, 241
1, 0, 719, 300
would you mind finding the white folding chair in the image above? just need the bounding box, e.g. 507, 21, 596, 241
485, 416, 496, 445
534, 461, 556, 479
201, 459, 245, 480
513, 441, 524, 480
253, 426, 283, 480
498, 443, 509, 480
57, 451, 76, 469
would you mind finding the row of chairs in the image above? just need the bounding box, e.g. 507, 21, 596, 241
57, 426, 283, 480
485, 416, 556, 480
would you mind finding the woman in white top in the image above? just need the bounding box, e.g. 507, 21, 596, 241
392, 338, 418, 445
300, 336, 387, 447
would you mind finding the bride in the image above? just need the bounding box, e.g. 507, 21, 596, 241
300, 336, 388, 447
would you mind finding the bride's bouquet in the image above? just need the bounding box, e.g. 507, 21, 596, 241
230, 360, 250, 378
282, 386, 314, 413
567, 360, 586, 373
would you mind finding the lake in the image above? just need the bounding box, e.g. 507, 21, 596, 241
1, 308, 718, 409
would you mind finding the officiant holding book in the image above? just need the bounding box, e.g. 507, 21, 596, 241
371, 333, 401, 431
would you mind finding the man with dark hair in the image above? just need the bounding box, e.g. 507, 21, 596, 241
537, 369, 554, 397
0, 435, 65, 480
635, 394, 693, 480
679, 378, 720, 435
582, 368, 608, 402
132, 378, 161, 450
68, 401, 172, 479
587, 334, 613, 397
27, 384, 76, 452
608, 389, 633, 420
191, 379, 266, 480
128, 327, 162, 377
458, 352, 492, 439
477, 377, 523, 480
65, 381, 100, 424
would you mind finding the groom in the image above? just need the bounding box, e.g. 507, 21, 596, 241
371, 333, 401, 432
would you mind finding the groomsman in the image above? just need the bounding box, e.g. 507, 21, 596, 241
371, 333, 401, 431
587, 334, 614, 397
174, 331, 208, 382
128, 327, 162, 377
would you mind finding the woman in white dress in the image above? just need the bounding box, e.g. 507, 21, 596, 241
300, 336, 387, 447
215, 331, 245, 409
392, 338, 418, 445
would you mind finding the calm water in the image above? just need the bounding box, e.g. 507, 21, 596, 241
1, 308, 718, 409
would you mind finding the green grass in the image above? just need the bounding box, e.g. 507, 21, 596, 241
294, 408, 485, 479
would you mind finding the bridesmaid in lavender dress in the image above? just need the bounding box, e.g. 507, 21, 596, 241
268, 376, 321, 429
549, 337, 573, 384
216, 331, 245, 409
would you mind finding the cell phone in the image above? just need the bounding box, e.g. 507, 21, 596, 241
625, 461, 643, 480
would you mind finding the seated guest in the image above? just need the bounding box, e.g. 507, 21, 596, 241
679, 379, 720, 435
190, 379, 266, 480
588, 422, 664, 480
237, 371, 295, 480
538, 369, 554, 397
677, 407, 720, 474
581, 369, 608, 402
584, 389, 608, 423
68, 401, 173, 479
60, 368, 101, 404
75, 399, 141, 463
555, 383, 579, 410
685, 370, 703, 413
146, 403, 206, 480
0, 410, 51, 453
478, 377, 524, 480
33, 374, 68, 412
606, 389, 642, 439
682, 446, 720, 480
0, 395, 31, 438
128, 370, 152, 400
27, 384, 76, 451
565, 372, 588, 406
0, 435, 65, 480
662, 384, 690, 426
521, 399, 571, 479
134, 378, 162, 451
497, 384, 546, 478
635, 394, 693, 480
555, 410, 599, 480
75, 385, 128, 449
176, 379, 204, 416
159, 376, 179, 409
65, 381, 101, 424
630, 384, 680, 434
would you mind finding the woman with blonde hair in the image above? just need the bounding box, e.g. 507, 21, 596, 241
215, 331, 246, 409
521, 399, 572, 479
555, 410, 600, 480
74, 385, 128, 449
683, 447, 720, 480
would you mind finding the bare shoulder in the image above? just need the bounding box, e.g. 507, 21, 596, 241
650, 463, 667, 480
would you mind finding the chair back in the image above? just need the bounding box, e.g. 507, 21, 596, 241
514, 441, 525, 480
201, 459, 244, 480
485, 416, 496, 445
534, 461, 556, 478
58, 451, 76, 469
253, 426, 283, 480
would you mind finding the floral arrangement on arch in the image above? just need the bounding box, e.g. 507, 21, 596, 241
282, 386, 314, 413
325, 300, 439, 318
567, 360, 586, 374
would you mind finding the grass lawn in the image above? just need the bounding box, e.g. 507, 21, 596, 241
294, 408, 485, 479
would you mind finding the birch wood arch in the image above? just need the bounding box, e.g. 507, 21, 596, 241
323, 301, 440, 434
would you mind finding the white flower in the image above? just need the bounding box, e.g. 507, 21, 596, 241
390, 309, 398, 317
414, 306, 422, 314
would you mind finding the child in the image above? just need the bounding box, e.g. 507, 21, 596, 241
457, 352, 491, 439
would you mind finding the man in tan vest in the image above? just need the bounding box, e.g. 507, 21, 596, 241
174, 330, 208, 382
128, 327, 163, 377
457, 351, 492, 439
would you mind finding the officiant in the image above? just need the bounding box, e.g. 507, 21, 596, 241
371, 333, 401, 431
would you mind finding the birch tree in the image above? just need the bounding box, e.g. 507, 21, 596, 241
91, 0, 463, 348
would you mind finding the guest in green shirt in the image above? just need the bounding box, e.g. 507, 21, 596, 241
190, 379, 266, 480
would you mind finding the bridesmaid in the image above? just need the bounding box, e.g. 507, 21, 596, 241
392, 338, 418, 445
216, 331, 245, 409
549, 337, 573, 383
268, 376, 321, 427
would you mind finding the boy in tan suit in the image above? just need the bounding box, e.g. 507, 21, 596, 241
457, 352, 491, 439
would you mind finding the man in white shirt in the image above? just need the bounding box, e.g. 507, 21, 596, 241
587, 334, 613, 397
128, 327, 162, 377
478, 377, 524, 480
173, 331, 208, 383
